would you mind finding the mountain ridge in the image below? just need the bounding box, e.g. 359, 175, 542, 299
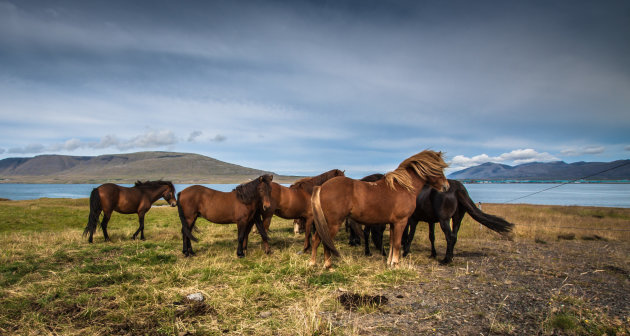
448, 160, 630, 181
0, 151, 301, 184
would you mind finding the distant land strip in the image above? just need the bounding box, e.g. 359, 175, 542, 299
0, 151, 302, 184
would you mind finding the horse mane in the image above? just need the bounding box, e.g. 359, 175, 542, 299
290, 169, 344, 193
235, 174, 273, 204
384, 150, 448, 192
134, 180, 174, 190
361, 173, 384, 182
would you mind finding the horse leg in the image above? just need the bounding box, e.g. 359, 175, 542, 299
309, 232, 321, 267
254, 216, 271, 254
363, 225, 371, 256
374, 225, 386, 256
302, 218, 313, 252
323, 224, 340, 269
402, 218, 418, 257
428, 222, 437, 258
101, 214, 112, 242
236, 222, 247, 258
389, 220, 407, 267
439, 218, 455, 264
132, 212, 146, 240
303, 216, 315, 253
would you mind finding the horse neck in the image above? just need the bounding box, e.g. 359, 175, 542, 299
143, 185, 168, 202
406, 167, 429, 196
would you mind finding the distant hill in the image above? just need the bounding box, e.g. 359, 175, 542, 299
0, 151, 301, 184
448, 160, 630, 181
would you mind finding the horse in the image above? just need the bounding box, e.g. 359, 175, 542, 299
260, 169, 345, 250
245, 169, 345, 252
177, 174, 273, 258
401, 179, 514, 264
345, 174, 387, 256
311, 150, 449, 268
83, 180, 177, 243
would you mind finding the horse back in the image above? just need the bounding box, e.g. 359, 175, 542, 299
179, 185, 249, 224
351, 179, 417, 224
273, 182, 310, 219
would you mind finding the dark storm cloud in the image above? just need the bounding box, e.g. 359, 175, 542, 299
1, 0, 629, 173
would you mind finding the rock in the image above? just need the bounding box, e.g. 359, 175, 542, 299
186, 292, 204, 302
260, 311, 272, 318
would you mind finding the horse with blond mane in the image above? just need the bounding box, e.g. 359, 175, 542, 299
311, 150, 449, 268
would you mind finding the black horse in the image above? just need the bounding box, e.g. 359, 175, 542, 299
346, 174, 387, 256
402, 179, 514, 264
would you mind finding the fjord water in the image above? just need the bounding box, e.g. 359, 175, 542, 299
0, 183, 629, 208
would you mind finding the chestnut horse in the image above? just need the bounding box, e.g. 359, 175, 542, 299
311, 150, 449, 268
177, 174, 273, 258
401, 179, 514, 263
345, 174, 387, 256
253, 169, 345, 251
83, 180, 177, 243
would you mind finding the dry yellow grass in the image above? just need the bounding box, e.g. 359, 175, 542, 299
0, 199, 628, 335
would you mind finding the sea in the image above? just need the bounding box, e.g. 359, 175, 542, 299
0, 183, 629, 208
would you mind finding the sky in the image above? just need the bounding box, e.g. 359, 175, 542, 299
1, 0, 629, 178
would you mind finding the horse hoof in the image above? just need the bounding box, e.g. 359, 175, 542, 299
237, 253, 245, 258
365, 252, 372, 256
439, 259, 452, 265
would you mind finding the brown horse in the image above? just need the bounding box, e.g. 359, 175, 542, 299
253, 169, 345, 251
83, 181, 177, 243
311, 150, 449, 268
177, 174, 273, 258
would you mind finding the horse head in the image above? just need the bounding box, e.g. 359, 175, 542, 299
257, 174, 274, 211
426, 172, 450, 193
162, 183, 178, 207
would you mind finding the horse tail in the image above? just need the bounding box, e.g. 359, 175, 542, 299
177, 198, 198, 242
84, 188, 101, 237
311, 186, 340, 257
456, 187, 514, 236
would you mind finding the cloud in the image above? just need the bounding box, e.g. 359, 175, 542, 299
0, 148, 4, 154
625, 145, 630, 151
187, 131, 202, 142
5, 130, 179, 155
210, 134, 227, 142
450, 149, 559, 170
8, 143, 46, 154
560, 146, 606, 156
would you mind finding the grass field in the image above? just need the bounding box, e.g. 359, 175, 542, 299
0, 198, 628, 335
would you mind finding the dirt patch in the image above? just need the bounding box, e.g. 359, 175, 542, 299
338, 293, 388, 311
324, 239, 630, 335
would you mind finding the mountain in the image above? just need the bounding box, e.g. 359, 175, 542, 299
448, 160, 630, 181
0, 151, 300, 184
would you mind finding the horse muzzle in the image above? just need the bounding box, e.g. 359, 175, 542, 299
170, 201, 177, 207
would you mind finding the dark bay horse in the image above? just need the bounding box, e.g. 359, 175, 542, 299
402, 179, 514, 264
256, 169, 345, 251
83, 181, 177, 243
177, 174, 273, 258
311, 150, 450, 268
